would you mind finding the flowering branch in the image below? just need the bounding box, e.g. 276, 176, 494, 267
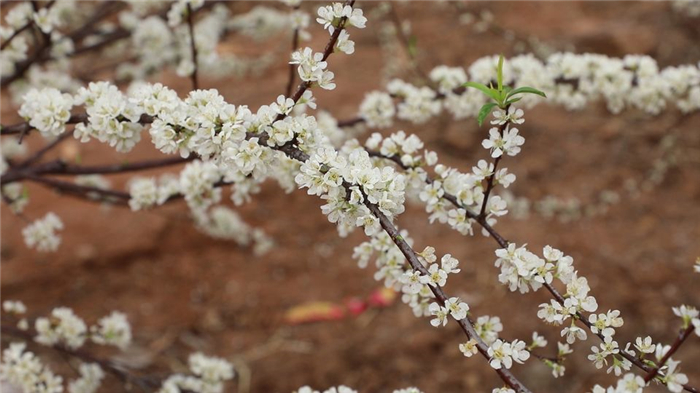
363, 200, 532, 393
643, 325, 697, 385
1, 324, 160, 392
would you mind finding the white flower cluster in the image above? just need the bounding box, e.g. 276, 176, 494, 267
89, 311, 132, 350
167, 0, 205, 27
296, 147, 406, 237
590, 373, 646, 393
22, 212, 64, 252
73, 82, 144, 152
492, 388, 515, 393
287, 3, 366, 90
0, 302, 234, 393
229, 6, 290, 41
358, 91, 396, 128
351, 231, 494, 366
158, 352, 234, 393
128, 177, 159, 211
30, 306, 133, 352
3, 300, 27, 315
35, 307, 88, 349
296, 387, 423, 393
68, 363, 105, 393
115, 3, 274, 83
196, 206, 274, 256
482, 126, 525, 158
672, 0, 700, 17
127, 162, 271, 253
179, 159, 223, 214
0, 342, 63, 393
486, 338, 530, 370
673, 305, 700, 337
356, 54, 700, 128
1, 2, 76, 77
316, 3, 367, 34
590, 342, 692, 393
386, 79, 441, 124
495, 244, 570, 294
18, 88, 74, 137
75, 175, 112, 201
2, 182, 29, 213
290, 48, 337, 90
491, 243, 645, 376
428, 295, 470, 326
365, 126, 515, 237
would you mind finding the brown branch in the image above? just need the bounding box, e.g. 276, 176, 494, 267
186, 3, 199, 90
1, 155, 194, 186
17, 132, 72, 167
479, 117, 510, 218
364, 199, 532, 393
1, 1, 56, 87
370, 148, 699, 393
2, 113, 88, 136
26, 174, 130, 202
66, 2, 125, 43
285, 26, 300, 98
274, 0, 356, 124
1, 324, 159, 392
20, 170, 232, 208
644, 324, 697, 384
249, 132, 533, 391
387, 3, 431, 84
1, 113, 153, 137
337, 116, 365, 128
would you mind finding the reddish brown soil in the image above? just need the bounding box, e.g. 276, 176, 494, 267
2, 2, 699, 393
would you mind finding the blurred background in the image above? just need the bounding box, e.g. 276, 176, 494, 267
2, 1, 700, 392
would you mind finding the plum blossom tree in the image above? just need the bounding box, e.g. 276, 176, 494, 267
1, 1, 699, 393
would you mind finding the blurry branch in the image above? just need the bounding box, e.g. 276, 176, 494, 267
0, 0, 56, 51
17, 173, 233, 208
1, 155, 194, 186
644, 324, 697, 384
1, 3, 176, 87
387, 3, 431, 85
285, 4, 301, 98
186, 3, 200, 90
1, 324, 160, 392
0, 1, 57, 87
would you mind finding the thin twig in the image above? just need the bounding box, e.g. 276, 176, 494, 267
1, 324, 159, 392
285, 25, 300, 97
644, 324, 696, 384
186, 3, 199, 90
479, 116, 510, 218
17, 133, 72, 167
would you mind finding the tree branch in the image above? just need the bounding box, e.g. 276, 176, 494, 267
186, 3, 199, 90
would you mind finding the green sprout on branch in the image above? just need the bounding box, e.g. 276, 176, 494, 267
463, 54, 547, 126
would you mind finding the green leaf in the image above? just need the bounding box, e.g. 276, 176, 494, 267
497, 54, 504, 92
507, 86, 547, 99
504, 97, 522, 106
462, 82, 500, 103
75, 154, 82, 165
477, 103, 498, 127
